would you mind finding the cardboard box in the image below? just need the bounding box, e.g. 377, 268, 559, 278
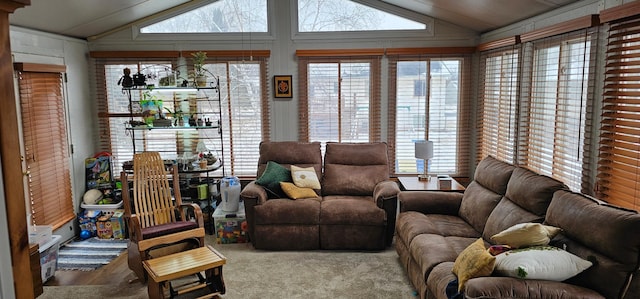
39, 235, 61, 282
110, 209, 126, 239
213, 202, 248, 244
96, 215, 113, 239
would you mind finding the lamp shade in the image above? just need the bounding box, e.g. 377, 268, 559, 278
415, 140, 434, 160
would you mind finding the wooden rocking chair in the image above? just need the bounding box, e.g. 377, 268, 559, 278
121, 151, 205, 282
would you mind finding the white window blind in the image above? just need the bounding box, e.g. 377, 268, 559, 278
478, 47, 520, 164
95, 53, 269, 177
520, 29, 596, 192
297, 51, 382, 148
388, 53, 471, 177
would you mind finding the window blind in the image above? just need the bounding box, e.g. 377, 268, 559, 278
387, 51, 472, 177
598, 15, 640, 210
478, 46, 521, 164
18, 71, 75, 228
93, 52, 270, 177
519, 28, 597, 193
297, 50, 382, 148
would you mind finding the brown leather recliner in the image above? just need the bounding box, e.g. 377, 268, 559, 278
240, 141, 399, 250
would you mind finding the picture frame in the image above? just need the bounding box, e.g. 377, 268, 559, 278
274, 75, 293, 98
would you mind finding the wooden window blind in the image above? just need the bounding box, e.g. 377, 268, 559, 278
297, 50, 382, 147
387, 51, 472, 177
17, 71, 74, 228
478, 46, 521, 164
519, 28, 597, 193
93, 52, 270, 177
597, 14, 640, 210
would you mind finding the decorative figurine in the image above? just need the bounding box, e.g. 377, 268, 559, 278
117, 67, 134, 88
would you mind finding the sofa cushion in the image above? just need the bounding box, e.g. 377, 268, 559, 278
491, 222, 561, 248
483, 197, 547, 242
452, 238, 496, 292
255, 161, 292, 198
459, 181, 504, 234
254, 198, 320, 225
472, 156, 516, 195
322, 142, 390, 196
396, 212, 481, 250
504, 167, 566, 216
256, 141, 322, 180
545, 190, 640, 299
291, 165, 321, 189
320, 196, 385, 225
409, 234, 477, 283
279, 182, 318, 199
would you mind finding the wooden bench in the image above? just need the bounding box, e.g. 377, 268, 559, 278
143, 245, 226, 299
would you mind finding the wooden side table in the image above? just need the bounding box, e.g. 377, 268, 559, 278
143, 245, 226, 299
398, 176, 465, 192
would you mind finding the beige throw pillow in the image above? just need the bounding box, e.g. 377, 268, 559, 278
452, 238, 496, 292
491, 223, 561, 248
291, 165, 321, 189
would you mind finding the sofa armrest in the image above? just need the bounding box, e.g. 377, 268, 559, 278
464, 277, 604, 299
240, 181, 268, 205
373, 180, 400, 207
399, 191, 463, 215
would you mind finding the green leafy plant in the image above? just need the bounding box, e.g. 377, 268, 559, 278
191, 51, 208, 77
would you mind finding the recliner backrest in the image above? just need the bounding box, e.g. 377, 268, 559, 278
256, 141, 322, 178
322, 142, 390, 196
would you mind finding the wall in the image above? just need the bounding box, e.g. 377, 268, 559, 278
9, 26, 94, 242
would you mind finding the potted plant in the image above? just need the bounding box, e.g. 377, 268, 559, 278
191, 51, 208, 87
140, 87, 163, 126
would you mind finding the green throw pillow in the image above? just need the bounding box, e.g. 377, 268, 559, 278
255, 161, 292, 198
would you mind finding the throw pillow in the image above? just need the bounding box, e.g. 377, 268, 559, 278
491, 222, 561, 248
452, 238, 496, 292
255, 161, 292, 198
291, 165, 321, 189
280, 182, 318, 199
494, 245, 592, 280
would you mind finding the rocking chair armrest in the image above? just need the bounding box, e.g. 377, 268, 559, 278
178, 203, 205, 228
128, 215, 143, 243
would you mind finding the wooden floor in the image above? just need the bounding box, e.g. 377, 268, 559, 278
44, 251, 134, 286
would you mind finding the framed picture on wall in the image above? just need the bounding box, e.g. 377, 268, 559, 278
274, 75, 293, 98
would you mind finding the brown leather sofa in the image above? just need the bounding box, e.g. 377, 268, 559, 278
396, 156, 640, 299
240, 141, 400, 250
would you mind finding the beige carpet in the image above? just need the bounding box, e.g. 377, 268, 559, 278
40, 238, 417, 299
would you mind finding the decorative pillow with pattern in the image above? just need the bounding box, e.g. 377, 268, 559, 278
494, 245, 592, 280
291, 165, 321, 189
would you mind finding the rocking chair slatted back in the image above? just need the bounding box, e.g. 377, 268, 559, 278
133, 151, 180, 228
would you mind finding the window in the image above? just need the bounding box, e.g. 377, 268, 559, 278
597, 15, 640, 210
478, 47, 520, 163
388, 52, 472, 176
94, 52, 270, 177
297, 50, 382, 146
141, 0, 268, 33
17, 68, 75, 228
297, 0, 426, 32
520, 30, 595, 192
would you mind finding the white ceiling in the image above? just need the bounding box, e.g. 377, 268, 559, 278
9, 0, 580, 39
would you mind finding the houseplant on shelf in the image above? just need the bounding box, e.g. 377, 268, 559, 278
191, 51, 208, 87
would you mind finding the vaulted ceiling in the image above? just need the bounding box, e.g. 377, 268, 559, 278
9, 0, 580, 39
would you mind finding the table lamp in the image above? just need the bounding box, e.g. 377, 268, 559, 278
415, 140, 433, 181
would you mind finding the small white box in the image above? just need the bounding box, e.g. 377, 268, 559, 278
39, 235, 61, 282
438, 175, 452, 189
